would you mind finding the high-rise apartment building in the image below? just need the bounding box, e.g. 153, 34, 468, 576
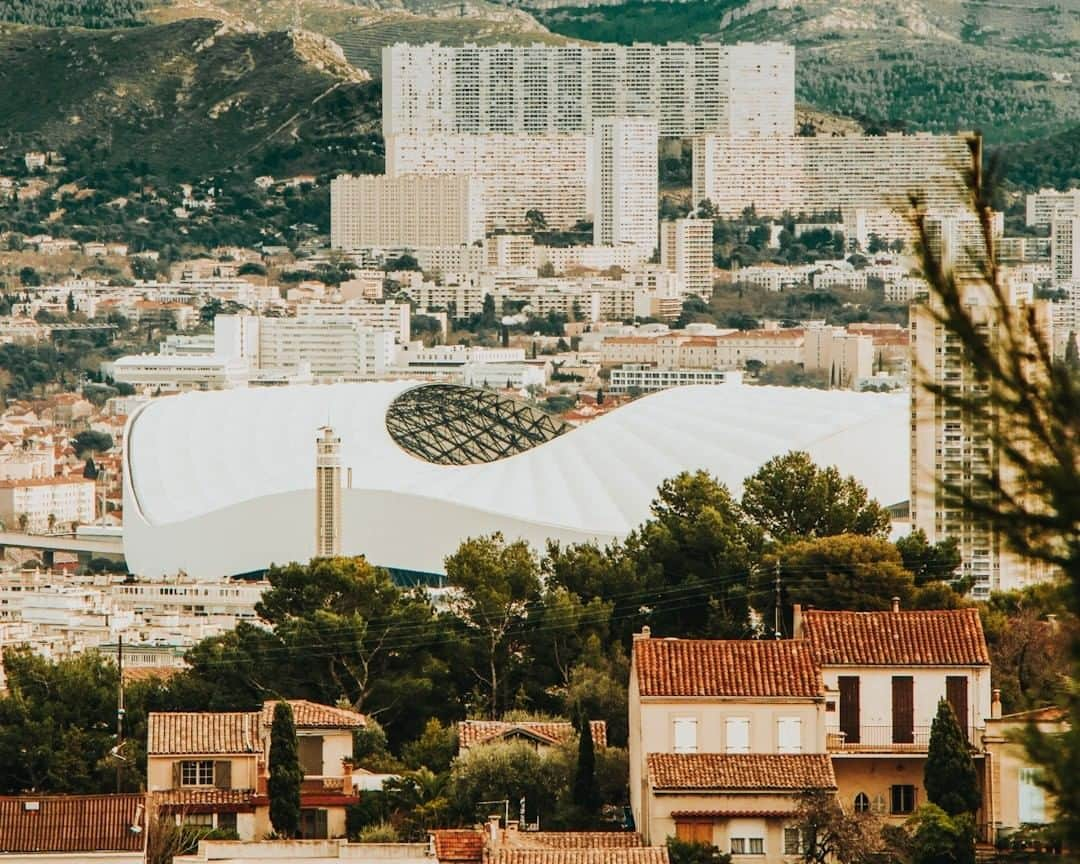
330, 174, 485, 249
1025, 188, 1080, 228
660, 217, 715, 298
1051, 216, 1080, 286
315, 427, 342, 558
385, 133, 593, 233
381, 42, 794, 138
591, 118, 659, 249
692, 134, 972, 217
910, 288, 1052, 595
923, 210, 1004, 277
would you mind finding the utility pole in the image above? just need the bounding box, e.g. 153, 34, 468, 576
116, 635, 124, 793
773, 558, 783, 640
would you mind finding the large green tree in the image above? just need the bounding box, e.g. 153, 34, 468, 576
571, 713, 600, 825
924, 699, 981, 817
628, 470, 759, 638
444, 533, 542, 718
268, 701, 302, 838
741, 451, 891, 542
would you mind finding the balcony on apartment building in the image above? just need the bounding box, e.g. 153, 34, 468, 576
826, 724, 980, 753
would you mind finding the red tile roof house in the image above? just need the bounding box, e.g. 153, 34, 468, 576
629, 629, 834, 856
433, 823, 669, 864
629, 604, 1009, 861
147, 700, 363, 841
0, 792, 146, 863
458, 720, 607, 754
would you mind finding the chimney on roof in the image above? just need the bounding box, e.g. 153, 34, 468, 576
792, 604, 803, 639
991, 689, 1002, 720
634, 626, 651, 641
891, 596, 900, 613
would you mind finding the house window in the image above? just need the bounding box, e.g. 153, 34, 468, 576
725, 717, 750, 753
854, 792, 870, 813
749, 838, 765, 855
730, 838, 746, 855
182, 813, 214, 827
783, 828, 803, 856
298, 736, 323, 776
891, 784, 916, 815
1019, 768, 1047, 824
181, 760, 214, 787
673, 717, 698, 753
217, 812, 238, 834
675, 818, 713, 844
777, 717, 802, 753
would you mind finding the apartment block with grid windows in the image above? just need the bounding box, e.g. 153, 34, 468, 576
381, 42, 794, 138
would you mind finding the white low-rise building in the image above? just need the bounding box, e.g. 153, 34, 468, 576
0, 476, 95, 532
610, 365, 742, 393
108, 354, 252, 393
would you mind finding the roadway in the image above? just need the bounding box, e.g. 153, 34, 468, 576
0, 530, 124, 557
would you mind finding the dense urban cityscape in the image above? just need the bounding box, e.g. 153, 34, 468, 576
0, 1, 1076, 864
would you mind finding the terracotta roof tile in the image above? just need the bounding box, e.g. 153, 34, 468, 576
647, 754, 836, 791
148, 711, 261, 755
459, 720, 606, 749
434, 828, 486, 863
260, 699, 366, 729
492, 850, 668, 864
801, 609, 990, 666
634, 638, 823, 698
0, 794, 145, 853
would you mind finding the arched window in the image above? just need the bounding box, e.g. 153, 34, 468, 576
854, 792, 870, 814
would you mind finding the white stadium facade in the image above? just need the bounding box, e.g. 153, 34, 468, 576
122, 381, 909, 580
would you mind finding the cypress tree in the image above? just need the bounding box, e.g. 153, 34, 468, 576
572, 715, 599, 824
924, 698, 980, 816
268, 701, 303, 838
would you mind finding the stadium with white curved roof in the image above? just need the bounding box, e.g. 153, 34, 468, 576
122, 381, 909, 580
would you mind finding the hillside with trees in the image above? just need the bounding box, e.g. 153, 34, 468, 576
0, 18, 380, 178
0, 0, 147, 27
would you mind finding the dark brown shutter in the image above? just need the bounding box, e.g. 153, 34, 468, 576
172, 760, 183, 787
892, 676, 914, 744
946, 676, 969, 740
214, 760, 232, 789
839, 676, 860, 744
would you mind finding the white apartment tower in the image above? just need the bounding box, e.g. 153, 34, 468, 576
1026, 188, 1080, 228
661, 217, 715, 298
1051, 217, 1080, 286
923, 211, 1004, 278
386, 133, 593, 233
592, 118, 659, 249
381, 42, 794, 138
315, 426, 342, 558
910, 290, 1053, 595
693, 133, 973, 217
330, 174, 485, 249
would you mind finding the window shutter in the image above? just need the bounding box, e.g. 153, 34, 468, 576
214, 760, 232, 789
838, 676, 860, 743
946, 676, 969, 739
673, 718, 698, 753
725, 718, 750, 753
172, 761, 183, 788
892, 676, 914, 744
777, 717, 801, 753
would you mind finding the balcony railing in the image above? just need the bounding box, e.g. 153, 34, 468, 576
827, 725, 939, 752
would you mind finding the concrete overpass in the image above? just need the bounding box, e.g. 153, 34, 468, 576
0, 531, 125, 568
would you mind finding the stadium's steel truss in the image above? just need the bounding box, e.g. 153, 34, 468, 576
386, 384, 568, 465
